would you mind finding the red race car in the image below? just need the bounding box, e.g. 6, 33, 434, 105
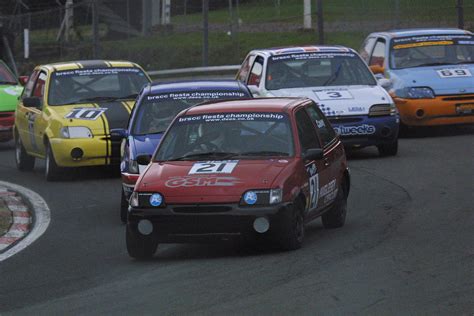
126, 98, 350, 259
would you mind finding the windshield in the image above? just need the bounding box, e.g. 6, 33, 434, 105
390, 34, 474, 69
0, 61, 17, 84
48, 67, 149, 106
266, 52, 376, 90
132, 90, 250, 135
155, 112, 294, 161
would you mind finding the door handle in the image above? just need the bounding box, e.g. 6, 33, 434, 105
324, 157, 330, 166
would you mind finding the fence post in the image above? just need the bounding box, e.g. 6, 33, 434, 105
316, 0, 324, 44
202, 0, 209, 66
92, 0, 100, 58
304, 0, 311, 29
456, 0, 464, 29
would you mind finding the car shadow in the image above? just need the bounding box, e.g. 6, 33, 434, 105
399, 124, 474, 139
132, 222, 328, 263
0, 140, 14, 151
34, 162, 121, 182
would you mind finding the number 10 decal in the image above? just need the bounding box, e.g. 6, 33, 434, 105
189, 160, 238, 174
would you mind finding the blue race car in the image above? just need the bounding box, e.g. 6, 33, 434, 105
114, 80, 252, 222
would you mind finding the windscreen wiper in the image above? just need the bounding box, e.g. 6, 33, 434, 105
167, 152, 239, 161
239, 151, 289, 157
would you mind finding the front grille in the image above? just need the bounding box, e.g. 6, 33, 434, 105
329, 117, 364, 124
0, 112, 13, 118
442, 95, 474, 101
173, 205, 233, 213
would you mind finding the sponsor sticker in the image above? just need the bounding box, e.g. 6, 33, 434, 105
55, 68, 140, 77
165, 176, 242, 188
306, 162, 319, 210
2, 86, 22, 96
319, 179, 338, 204
334, 124, 376, 136
177, 112, 286, 124
189, 160, 238, 174
147, 91, 247, 101
270, 52, 356, 62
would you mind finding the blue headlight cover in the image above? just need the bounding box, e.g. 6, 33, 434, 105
149, 193, 163, 207
243, 191, 258, 205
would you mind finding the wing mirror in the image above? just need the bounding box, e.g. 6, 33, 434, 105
18, 76, 29, 86
304, 148, 324, 161
378, 78, 392, 89
110, 128, 128, 138
369, 64, 385, 75
136, 154, 152, 165
23, 97, 42, 108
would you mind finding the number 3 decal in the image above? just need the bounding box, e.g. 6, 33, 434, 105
189, 160, 238, 174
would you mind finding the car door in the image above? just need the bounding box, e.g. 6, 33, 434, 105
246, 55, 265, 97
30, 70, 49, 155
16, 70, 39, 152
359, 36, 376, 64
236, 53, 255, 83
306, 103, 341, 209
368, 38, 387, 78
294, 108, 329, 216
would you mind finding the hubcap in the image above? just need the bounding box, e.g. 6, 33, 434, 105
15, 139, 21, 163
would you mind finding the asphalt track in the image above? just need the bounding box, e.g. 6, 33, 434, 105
0, 125, 473, 315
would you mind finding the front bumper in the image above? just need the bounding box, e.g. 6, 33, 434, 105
0, 111, 14, 142
328, 115, 399, 148
128, 202, 292, 243
394, 95, 474, 126
49, 134, 122, 167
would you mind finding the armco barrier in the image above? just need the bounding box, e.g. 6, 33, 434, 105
147, 65, 240, 80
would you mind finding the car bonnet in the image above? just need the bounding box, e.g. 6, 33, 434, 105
269, 85, 391, 116
136, 158, 295, 204
390, 65, 474, 95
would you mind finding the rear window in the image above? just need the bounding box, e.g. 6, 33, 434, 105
132, 89, 250, 135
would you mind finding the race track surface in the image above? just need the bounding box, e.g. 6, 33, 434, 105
0, 126, 473, 315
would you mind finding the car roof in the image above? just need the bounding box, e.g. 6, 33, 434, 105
250, 45, 354, 56
369, 28, 472, 39
146, 80, 249, 95
42, 60, 141, 72
184, 98, 308, 115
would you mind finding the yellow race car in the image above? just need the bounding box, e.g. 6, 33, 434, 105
14, 60, 151, 180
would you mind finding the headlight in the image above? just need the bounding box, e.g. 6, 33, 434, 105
406, 87, 435, 99
129, 192, 165, 208
60, 126, 93, 139
241, 189, 282, 206
369, 103, 397, 117
128, 159, 139, 174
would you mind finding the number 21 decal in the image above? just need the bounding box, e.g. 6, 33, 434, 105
189, 160, 238, 174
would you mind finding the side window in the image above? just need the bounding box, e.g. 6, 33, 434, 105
237, 54, 256, 83
22, 70, 40, 98
247, 56, 264, 87
32, 71, 47, 98
295, 108, 321, 153
306, 104, 336, 147
369, 39, 386, 67
360, 37, 376, 63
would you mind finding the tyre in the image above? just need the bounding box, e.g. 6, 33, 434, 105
322, 183, 347, 229
278, 200, 305, 251
120, 189, 128, 224
377, 139, 398, 157
126, 224, 158, 260
15, 134, 35, 171
45, 142, 61, 181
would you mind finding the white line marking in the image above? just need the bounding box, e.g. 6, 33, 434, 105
0, 181, 51, 262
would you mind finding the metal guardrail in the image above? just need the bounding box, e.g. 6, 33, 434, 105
147, 65, 240, 79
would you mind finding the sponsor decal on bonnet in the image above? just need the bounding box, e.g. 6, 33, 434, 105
334, 124, 376, 136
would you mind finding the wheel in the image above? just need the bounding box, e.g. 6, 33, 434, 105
126, 224, 158, 260
15, 134, 35, 171
45, 142, 61, 181
278, 200, 305, 251
120, 189, 128, 224
322, 183, 347, 229
377, 139, 398, 157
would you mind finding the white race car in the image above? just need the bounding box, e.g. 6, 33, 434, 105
236, 46, 400, 156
